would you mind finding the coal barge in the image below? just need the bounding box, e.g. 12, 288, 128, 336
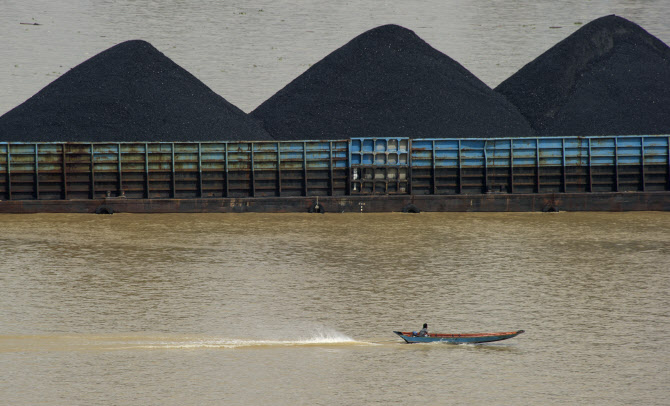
1, 135, 668, 213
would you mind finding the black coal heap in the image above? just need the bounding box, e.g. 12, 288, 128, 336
495, 15, 670, 137
251, 24, 535, 140
0, 40, 272, 142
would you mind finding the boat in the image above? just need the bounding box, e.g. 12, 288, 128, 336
2, 135, 670, 214
393, 329, 524, 344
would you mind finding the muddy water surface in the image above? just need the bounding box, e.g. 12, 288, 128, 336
1, 212, 668, 405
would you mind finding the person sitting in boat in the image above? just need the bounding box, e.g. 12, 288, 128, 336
413, 323, 428, 337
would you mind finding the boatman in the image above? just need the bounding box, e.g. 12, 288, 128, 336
418, 323, 428, 337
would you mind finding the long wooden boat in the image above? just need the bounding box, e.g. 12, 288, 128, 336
393, 329, 524, 344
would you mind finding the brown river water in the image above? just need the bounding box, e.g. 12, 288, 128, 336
1, 212, 669, 405
2, 1, 670, 404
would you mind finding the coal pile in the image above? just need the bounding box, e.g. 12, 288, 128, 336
251, 24, 534, 140
0, 40, 272, 142
495, 15, 670, 137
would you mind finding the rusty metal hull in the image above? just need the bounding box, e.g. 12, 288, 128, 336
1, 136, 669, 212
1, 192, 668, 213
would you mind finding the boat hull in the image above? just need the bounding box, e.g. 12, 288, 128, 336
393, 330, 524, 344
1, 136, 669, 214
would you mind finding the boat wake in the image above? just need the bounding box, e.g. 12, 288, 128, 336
0, 330, 365, 352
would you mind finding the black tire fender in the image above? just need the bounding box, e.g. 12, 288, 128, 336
95, 206, 114, 215
308, 202, 325, 214
402, 204, 420, 213
542, 204, 559, 213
